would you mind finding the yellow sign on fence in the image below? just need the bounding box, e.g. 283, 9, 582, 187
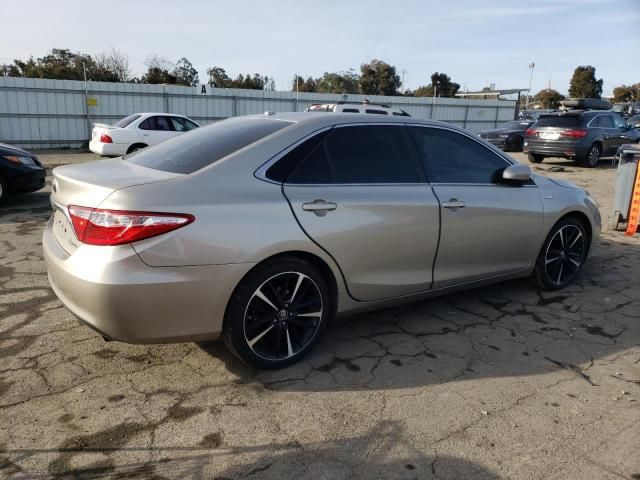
87, 98, 98, 106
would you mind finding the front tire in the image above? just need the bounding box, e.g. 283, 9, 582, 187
528, 153, 544, 163
511, 136, 524, 152
223, 256, 331, 369
533, 217, 588, 290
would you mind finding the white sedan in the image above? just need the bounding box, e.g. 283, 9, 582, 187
89, 113, 200, 156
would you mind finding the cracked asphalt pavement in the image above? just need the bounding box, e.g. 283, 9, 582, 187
1, 152, 639, 479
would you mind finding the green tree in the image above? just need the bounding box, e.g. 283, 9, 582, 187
534, 89, 565, 109
359, 59, 400, 96
414, 72, 460, 98
207, 66, 231, 88
1, 49, 93, 80
173, 57, 199, 86
92, 48, 131, 82
139, 55, 177, 84
612, 84, 640, 103
315, 70, 360, 94
568, 65, 603, 99
292, 75, 317, 92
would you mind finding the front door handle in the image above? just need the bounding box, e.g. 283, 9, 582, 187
302, 199, 337, 217
442, 199, 466, 211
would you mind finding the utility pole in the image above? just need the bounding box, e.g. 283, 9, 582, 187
401, 69, 407, 94
526, 62, 535, 110
295, 74, 299, 111
82, 61, 91, 145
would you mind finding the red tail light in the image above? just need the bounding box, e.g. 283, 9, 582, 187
561, 129, 587, 138
525, 128, 537, 136
99, 133, 113, 143
68, 206, 194, 246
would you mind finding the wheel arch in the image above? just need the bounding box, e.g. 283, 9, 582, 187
554, 210, 593, 251
126, 143, 148, 154
222, 250, 340, 326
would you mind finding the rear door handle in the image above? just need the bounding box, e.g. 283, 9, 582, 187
442, 199, 465, 210
302, 199, 337, 216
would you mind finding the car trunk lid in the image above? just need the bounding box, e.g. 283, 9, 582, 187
50, 158, 182, 254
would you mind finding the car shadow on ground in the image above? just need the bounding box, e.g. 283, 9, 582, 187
0, 192, 52, 226
1, 421, 500, 479
201, 233, 639, 393
527, 156, 618, 170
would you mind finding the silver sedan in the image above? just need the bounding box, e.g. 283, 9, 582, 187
43, 113, 601, 369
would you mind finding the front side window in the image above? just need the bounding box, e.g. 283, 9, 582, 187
411, 127, 509, 184
596, 115, 614, 128
365, 109, 388, 115
286, 125, 420, 184
612, 115, 626, 129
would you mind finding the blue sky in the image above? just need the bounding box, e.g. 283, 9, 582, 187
1, 0, 638, 96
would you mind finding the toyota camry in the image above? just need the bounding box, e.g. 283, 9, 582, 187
44, 113, 601, 369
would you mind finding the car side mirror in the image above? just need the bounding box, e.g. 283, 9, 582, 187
498, 164, 532, 184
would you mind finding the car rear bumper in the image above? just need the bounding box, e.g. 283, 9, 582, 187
43, 216, 255, 343
89, 141, 127, 157
524, 140, 589, 158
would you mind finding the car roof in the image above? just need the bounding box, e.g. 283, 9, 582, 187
256, 111, 456, 130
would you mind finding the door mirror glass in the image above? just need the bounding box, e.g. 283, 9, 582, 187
500, 164, 532, 183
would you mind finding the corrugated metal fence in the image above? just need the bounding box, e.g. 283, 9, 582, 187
0, 77, 517, 149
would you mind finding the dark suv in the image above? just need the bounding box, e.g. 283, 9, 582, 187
524, 111, 640, 167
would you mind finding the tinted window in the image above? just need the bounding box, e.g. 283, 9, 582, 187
411, 127, 508, 184
342, 108, 360, 113
612, 115, 626, 128
170, 116, 199, 132
596, 115, 614, 128
536, 115, 581, 128
138, 117, 154, 130
287, 125, 419, 184
365, 109, 388, 115
265, 131, 329, 182
114, 114, 141, 128
127, 117, 292, 174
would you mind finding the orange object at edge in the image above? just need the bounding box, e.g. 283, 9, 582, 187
625, 161, 640, 236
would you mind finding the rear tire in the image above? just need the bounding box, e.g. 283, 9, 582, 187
533, 217, 588, 290
223, 256, 332, 369
528, 153, 544, 163
581, 143, 601, 168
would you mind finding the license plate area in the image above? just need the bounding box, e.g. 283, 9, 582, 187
53, 207, 79, 254
540, 132, 560, 140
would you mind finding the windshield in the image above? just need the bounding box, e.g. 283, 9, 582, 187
113, 114, 142, 128
535, 115, 581, 128
126, 116, 293, 174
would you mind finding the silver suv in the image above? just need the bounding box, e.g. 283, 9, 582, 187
306, 101, 410, 117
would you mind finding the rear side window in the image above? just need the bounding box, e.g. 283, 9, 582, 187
127, 117, 292, 174
536, 115, 581, 128
114, 114, 141, 128
342, 108, 361, 113
411, 127, 508, 184
286, 125, 419, 184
